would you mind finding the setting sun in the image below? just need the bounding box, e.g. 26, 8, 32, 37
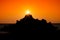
25, 10, 30, 15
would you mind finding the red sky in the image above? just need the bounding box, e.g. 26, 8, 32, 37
0, 0, 60, 23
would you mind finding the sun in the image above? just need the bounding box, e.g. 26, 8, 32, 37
25, 10, 30, 15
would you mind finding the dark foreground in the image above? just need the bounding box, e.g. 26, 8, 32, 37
0, 15, 60, 39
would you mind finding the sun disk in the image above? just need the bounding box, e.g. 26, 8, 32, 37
25, 10, 30, 15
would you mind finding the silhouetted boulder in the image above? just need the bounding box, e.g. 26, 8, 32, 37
1, 14, 58, 33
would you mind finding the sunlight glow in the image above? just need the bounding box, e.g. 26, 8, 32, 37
25, 10, 30, 14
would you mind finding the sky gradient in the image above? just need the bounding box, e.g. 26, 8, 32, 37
0, 0, 60, 23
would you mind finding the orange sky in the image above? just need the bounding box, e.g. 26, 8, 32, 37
0, 0, 60, 23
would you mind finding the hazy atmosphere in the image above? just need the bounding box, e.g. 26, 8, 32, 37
0, 0, 60, 23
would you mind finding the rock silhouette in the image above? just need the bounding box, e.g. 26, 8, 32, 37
0, 14, 59, 40
1, 14, 57, 33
